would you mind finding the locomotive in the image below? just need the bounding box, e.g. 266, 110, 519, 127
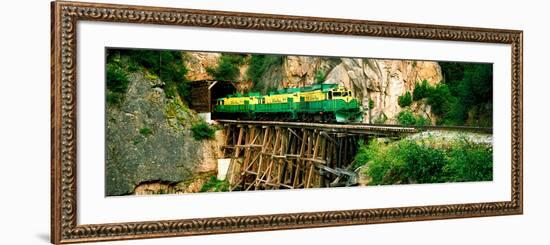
213, 84, 363, 123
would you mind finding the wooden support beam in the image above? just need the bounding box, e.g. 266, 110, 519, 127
293, 129, 307, 188
223, 122, 362, 191
305, 131, 321, 188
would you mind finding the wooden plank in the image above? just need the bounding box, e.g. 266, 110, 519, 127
265, 128, 281, 189
255, 127, 270, 190
234, 144, 264, 148
293, 129, 308, 188
229, 127, 244, 191
305, 131, 321, 188
286, 130, 297, 185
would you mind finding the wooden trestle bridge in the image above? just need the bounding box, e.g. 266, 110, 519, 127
217, 120, 418, 191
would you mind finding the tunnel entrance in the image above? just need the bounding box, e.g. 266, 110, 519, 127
188, 80, 236, 121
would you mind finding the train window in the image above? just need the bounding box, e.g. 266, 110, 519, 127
333, 92, 342, 97
328, 91, 333, 100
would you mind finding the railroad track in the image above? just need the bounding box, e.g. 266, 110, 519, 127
215, 119, 492, 134
344, 122, 493, 134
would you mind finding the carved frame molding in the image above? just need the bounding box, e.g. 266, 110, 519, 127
51, 1, 523, 243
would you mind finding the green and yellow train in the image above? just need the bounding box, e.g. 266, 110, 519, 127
213, 84, 363, 123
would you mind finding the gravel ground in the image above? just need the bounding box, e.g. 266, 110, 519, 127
406, 130, 493, 145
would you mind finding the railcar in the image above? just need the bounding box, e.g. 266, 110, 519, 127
213, 84, 363, 123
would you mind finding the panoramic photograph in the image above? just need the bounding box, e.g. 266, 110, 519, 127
105, 48, 493, 196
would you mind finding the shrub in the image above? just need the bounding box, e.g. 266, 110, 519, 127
398, 91, 413, 107
200, 176, 230, 192
139, 127, 153, 136
397, 110, 417, 126
315, 69, 326, 84
106, 63, 129, 106
398, 140, 447, 184
444, 140, 493, 182
427, 84, 454, 116
207, 54, 246, 81
359, 140, 408, 185
373, 114, 387, 124
368, 98, 375, 109
413, 80, 430, 101
397, 110, 431, 126
353, 140, 375, 169
356, 137, 492, 186
411, 79, 462, 125
415, 116, 430, 126
191, 122, 216, 140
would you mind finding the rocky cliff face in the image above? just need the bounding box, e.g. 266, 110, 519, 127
330, 59, 442, 123
184, 52, 443, 124
184, 52, 221, 81
106, 71, 222, 196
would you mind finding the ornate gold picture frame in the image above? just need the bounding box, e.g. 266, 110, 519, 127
51, 0, 523, 243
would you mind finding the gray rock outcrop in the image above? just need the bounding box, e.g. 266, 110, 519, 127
106, 72, 219, 196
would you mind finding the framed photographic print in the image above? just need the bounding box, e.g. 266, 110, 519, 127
51, 0, 523, 243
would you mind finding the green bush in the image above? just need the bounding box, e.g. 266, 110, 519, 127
139, 127, 153, 136
415, 116, 430, 126
207, 54, 246, 81
106, 63, 129, 106
191, 122, 216, 140
397, 110, 417, 126
353, 140, 376, 169
200, 176, 229, 192
355, 138, 493, 185
413, 80, 430, 101
427, 84, 455, 117
368, 98, 375, 109
399, 140, 447, 184
356, 140, 408, 185
315, 69, 326, 84
397, 110, 431, 126
411, 79, 463, 125
398, 91, 413, 107
444, 140, 493, 182
373, 114, 387, 124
